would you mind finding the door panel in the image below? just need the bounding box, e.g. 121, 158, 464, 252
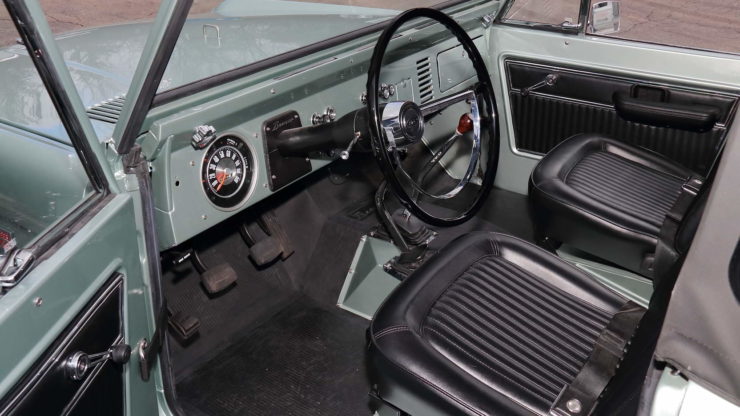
0, 195, 160, 416
488, 25, 740, 194
1, 275, 124, 416
505, 59, 738, 174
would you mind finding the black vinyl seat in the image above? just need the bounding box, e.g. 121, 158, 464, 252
529, 134, 701, 277
368, 232, 634, 416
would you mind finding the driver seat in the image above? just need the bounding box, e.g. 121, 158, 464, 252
368, 232, 641, 416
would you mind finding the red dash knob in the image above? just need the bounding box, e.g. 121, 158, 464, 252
456, 113, 473, 135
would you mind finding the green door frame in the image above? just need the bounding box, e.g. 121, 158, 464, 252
0, 1, 193, 415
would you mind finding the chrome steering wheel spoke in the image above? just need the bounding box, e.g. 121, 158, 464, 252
366, 8, 500, 227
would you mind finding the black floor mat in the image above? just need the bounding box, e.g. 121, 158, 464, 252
177, 299, 371, 416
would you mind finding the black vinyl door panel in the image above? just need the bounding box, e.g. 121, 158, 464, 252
0, 275, 125, 416
506, 60, 739, 174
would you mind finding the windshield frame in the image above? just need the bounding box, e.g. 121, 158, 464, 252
151, 0, 482, 108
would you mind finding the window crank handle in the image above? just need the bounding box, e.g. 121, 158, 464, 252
521, 74, 559, 96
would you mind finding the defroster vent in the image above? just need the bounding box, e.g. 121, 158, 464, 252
86, 95, 126, 124
417, 57, 434, 103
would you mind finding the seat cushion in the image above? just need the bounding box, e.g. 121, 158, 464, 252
368, 232, 628, 416
529, 134, 697, 276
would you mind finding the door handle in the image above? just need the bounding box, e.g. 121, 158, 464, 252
613, 92, 719, 132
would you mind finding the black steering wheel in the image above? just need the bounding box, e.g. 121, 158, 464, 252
366, 8, 499, 227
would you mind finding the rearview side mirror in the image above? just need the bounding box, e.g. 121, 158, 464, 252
589, 1, 621, 35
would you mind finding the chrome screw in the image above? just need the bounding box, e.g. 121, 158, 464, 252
566, 398, 582, 414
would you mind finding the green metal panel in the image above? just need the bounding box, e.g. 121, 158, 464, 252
338, 235, 401, 319
557, 246, 653, 307
143, 2, 499, 249
0, 194, 159, 415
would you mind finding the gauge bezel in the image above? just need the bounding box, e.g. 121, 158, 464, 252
200, 133, 257, 211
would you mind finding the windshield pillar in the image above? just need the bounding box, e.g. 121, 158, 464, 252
113, 0, 192, 155
4, 0, 117, 192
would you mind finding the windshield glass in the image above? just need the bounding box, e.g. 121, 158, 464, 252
159, 0, 444, 92
0, 0, 450, 143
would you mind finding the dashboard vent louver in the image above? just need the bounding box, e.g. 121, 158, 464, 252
417, 57, 434, 103
86, 95, 126, 124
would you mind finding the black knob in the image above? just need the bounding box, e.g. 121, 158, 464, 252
110, 344, 131, 364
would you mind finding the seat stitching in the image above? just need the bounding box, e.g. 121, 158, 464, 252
374, 325, 410, 339
425, 326, 555, 409
427, 310, 577, 386
530, 178, 660, 239
430, 298, 586, 373
420, 252, 499, 337
427, 317, 569, 394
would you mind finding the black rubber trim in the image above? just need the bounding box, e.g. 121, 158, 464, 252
730, 240, 740, 304
116, 0, 192, 155
151, 0, 474, 108
367, 8, 499, 226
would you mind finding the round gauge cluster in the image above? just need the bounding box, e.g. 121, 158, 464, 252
201, 135, 254, 209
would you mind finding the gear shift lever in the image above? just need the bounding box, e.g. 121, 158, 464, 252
392, 208, 435, 246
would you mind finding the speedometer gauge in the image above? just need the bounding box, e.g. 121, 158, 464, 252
201, 135, 254, 209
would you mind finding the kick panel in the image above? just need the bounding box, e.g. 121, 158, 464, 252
505, 60, 739, 174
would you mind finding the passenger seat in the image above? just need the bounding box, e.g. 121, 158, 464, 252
529, 134, 704, 277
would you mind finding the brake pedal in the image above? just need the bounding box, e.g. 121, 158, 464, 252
201, 263, 237, 294
240, 210, 295, 267
249, 236, 283, 266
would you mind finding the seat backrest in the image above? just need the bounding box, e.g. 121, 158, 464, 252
651, 187, 708, 286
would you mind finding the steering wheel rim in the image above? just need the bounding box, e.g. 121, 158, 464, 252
366, 7, 500, 227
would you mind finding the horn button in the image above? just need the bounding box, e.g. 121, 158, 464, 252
381, 101, 425, 147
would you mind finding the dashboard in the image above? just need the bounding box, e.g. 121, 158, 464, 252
141, 6, 493, 249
